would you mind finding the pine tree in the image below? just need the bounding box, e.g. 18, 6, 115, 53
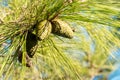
0, 0, 120, 80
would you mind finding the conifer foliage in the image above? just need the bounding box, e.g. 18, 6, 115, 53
0, 0, 120, 80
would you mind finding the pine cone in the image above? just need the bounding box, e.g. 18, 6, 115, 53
26, 31, 38, 58
36, 20, 52, 40
51, 19, 74, 39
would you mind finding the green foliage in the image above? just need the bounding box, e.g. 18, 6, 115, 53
0, 0, 120, 80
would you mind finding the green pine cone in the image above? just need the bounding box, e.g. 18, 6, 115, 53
26, 31, 38, 58
51, 19, 74, 39
36, 20, 52, 40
